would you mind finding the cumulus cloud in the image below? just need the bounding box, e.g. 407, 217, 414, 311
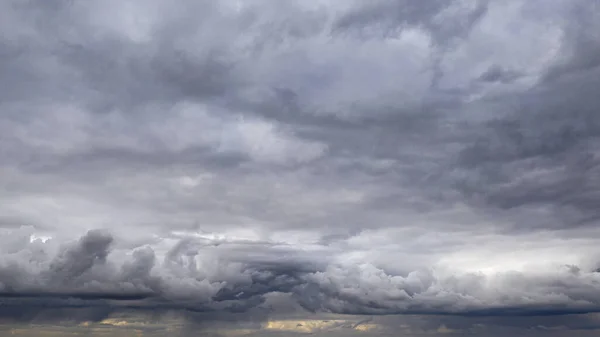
2, 228, 600, 324
1, 0, 600, 335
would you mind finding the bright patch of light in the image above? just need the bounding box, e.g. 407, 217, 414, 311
29, 234, 51, 243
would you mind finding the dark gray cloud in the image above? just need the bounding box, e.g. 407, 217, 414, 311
1, 0, 600, 335
3, 230, 600, 323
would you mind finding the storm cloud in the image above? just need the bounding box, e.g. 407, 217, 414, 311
1, 0, 600, 335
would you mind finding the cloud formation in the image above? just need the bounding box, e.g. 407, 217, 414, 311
1, 0, 600, 335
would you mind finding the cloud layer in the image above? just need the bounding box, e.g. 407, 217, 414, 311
1, 0, 600, 334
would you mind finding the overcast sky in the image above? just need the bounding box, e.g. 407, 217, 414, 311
1, 0, 600, 336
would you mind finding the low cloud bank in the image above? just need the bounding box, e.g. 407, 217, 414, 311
2, 229, 600, 322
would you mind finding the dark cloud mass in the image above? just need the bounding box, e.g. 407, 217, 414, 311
1, 0, 600, 335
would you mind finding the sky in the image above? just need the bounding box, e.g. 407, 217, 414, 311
1, 0, 600, 336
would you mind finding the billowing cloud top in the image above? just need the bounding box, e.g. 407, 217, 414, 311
1, 0, 600, 332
